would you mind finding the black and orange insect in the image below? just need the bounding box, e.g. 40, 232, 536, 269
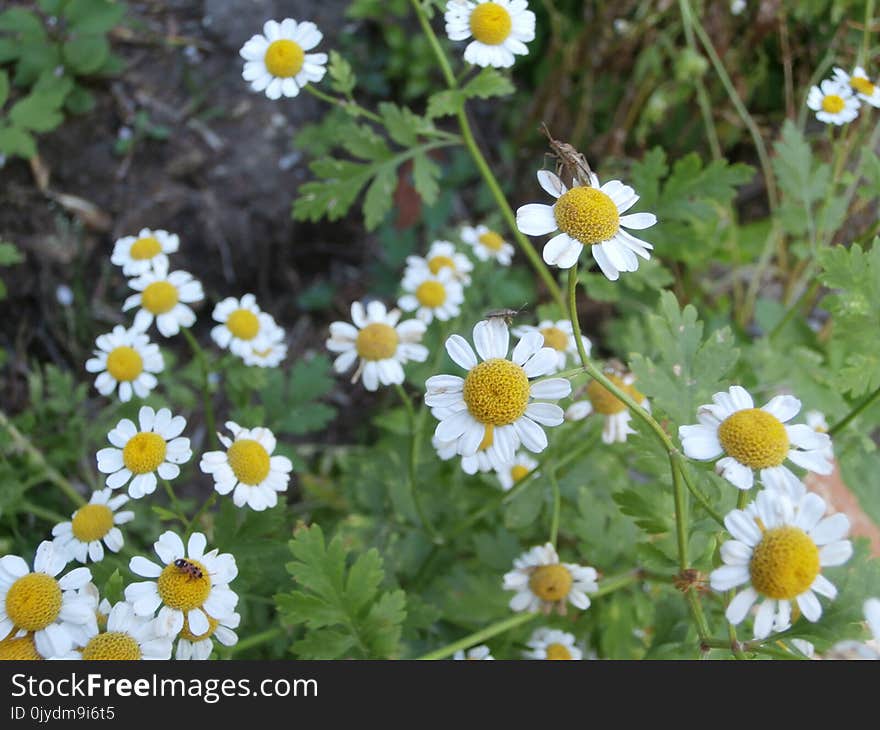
174, 558, 204, 581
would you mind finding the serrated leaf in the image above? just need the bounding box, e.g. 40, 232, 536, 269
378, 102, 436, 146
291, 629, 356, 659
327, 50, 355, 95
292, 158, 372, 222
63, 33, 110, 75
462, 66, 515, 100
363, 164, 397, 230
412, 151, 440, 206
0, 125, 36, 158
0, 242, 24, 266
426, 89, 462, 118
342, 124, 391, 161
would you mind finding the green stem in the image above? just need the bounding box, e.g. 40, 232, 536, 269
700, 637, 805, 660
548, 468, 561, 547
0, 410, 86, 507
161, 478, 187, 519
674, 454, 725, 526
182, 329, 217, 450
417, 612, 536, 660
862, 0, 875, 66
221, 626, 286, 658
21, 500, 70, 524
829, 383, 880, 437
394, 383, 443, 544
305, 84, 384, 123
185, 492, 217, 540
409, 0, 566, 312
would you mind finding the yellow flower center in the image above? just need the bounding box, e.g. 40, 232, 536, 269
428, 255, 455, 274
180, 614, 219, 642
540, 326, 568, 352
749, 525, 820, 600
140, 281, 179, 315
81, 632, 142, 660
821, 94, 845, 114
129, 236, 162, 260
528, 564, 573, 602
469, 2, 512, 45
586, 375, 642, 416
227, 309, 260, 341
355, 322, 399, 361
463, 358, 530, 426
554, 186, 620, 245
717, 408, 789, 469
106, 346, 143, 382
0, 635, 41, 660
5, 574, 62, 631
478, 230, 504, 251
227, 438, 271, 485
479, 424, 494, 450
851, 76, 875, 96
71, 504, 114, 543
545, 643, 573, 660
122, 432, 167, 474
264, 39, 305, 78
510, 464, 530, 482
157, 560, 211, 612
415, 280, 447, 308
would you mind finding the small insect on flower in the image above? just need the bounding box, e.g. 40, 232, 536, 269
174, 558, 205, 581
541, 123, 593, 188
483, 303, 528, 326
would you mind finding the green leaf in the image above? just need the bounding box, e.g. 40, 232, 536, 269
426, 89, 462, 118
462, 66, 515, 100
65, 85, 95, 114
101, 569, 124, 605
378, 102, 436, 147
0, 242, 24, 266
0, 8, 44, 35
62, 33, 110, 75
363, 164, 397, 230
0, 124, 36, 158
412, 151, 440, 206
0, 71, 8, 108
342, 124, 391, 161
63, 0, 125, 33
327, 50, 356, 95
292, 157, 373, 223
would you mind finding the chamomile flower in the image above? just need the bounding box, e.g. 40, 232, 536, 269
122, 260, 203, 338
565, 372, 649, 444
326, 301, 428, 392
96, 407, 192, 499
444, 0, 536, 69
512, 319, 590, 374
241, 334, 287, 368
805, 409, 835, 462
425, 318, 571, 461
0, 633, 42, 660
0, 541, 95, 658
516, 169, 656, 280
125, 531, 239, 638
211, 294, 282, 358
832, 66, 880, 107
173, 611, 240, 660
453, 645, 494, 660
200, 422, 292, 511
496, 451, 538, 491
865, 598, 880, 642
806, 79, 860, 125
58, 602, 172, 660
710, 489, 852, 639
111, 228, 179, 277
523, 627, 583, 660
52, 490, 134, 564
398, 267, 465, 324
239, 18, 328, 100
460, 224, 514, 265
679, 386, 833, 492
405, 240, 473, 284
85, 325, 164, 402
502, 542, 598, 615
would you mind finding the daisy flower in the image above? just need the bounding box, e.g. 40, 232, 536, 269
200, 422, 292, 511
57, 601, 172, 660
241, 333, 287, 368
832, 66, 880, 107
502, 542, 598, 615
425, 318, 571, 461
512, 319, 591, 374
85, 325, 164, 402
516, 169, 657, 280
806, 79, 860, 125
679, 386, 833, 492
173, 611, 240, 660
405, 240, 473, 284
398, 267, 465, 324
565, 371, 649, 444
211, 294, 282, 359
0, 541, 95, 657
453, 645, 494, 660
97, 406, 192, 499
432, 420, 511, 475
865, 598, 880, 642
460, 224, 514, 265
239, 18, 328, 100
326, 301, 428, 392
0, 633, 42, 660
122, 260, 203, 338
805, 409, 834, 461
111, 228, 179, 277
710, 489, 852, 639
125, 531, 239, 638
496, 450, 538, 491
52, 489, 134, 564
523, 627, 583, 660
444, 0, 536, 69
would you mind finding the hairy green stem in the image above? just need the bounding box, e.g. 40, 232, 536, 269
182, 329, 217, 450
0, 410, 86, 507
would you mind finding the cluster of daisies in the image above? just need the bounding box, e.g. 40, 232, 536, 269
807, 64, 879, 126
